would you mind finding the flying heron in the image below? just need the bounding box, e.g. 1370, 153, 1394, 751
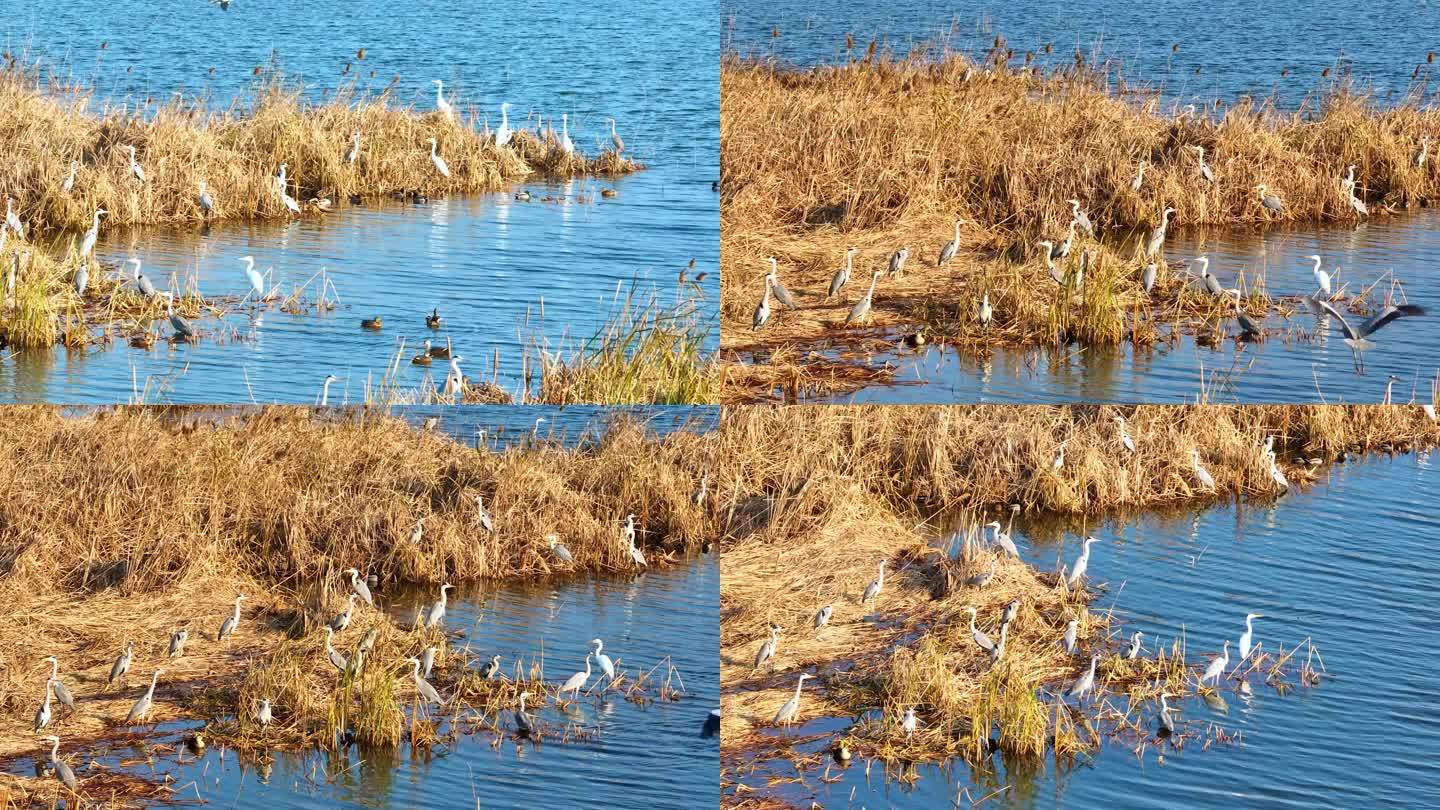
1305, 296, 1426, 373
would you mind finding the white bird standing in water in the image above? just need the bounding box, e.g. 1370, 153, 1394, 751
560, 114, 575, 155
126, 145, 146, 183
432, 80, 453, 118
591, 638, 616, 683
198, 180, 215, 216
425, 583, 454, 628
429, 138, 450, 178
1191, 449, 1215, 489
1308, 255, 1331, 296
443, 355, 466, 397
1237, 612, 1264, 661
1067, 536, 1099, 588
78, 207, 107, 263
1200, 640, 1230, 686
557, 653, 592, 699
772, 673, 812, 726
241, 256, 268, 302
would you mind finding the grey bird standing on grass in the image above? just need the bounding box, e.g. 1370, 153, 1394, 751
765, 257, 797, 308
964, 607, 994, 653
862, 560, 887, 603
1067, 537, 1099, 588
814, 604, 833, 629
1062, 618, 1079, 654
324, 627, 348, 673
887, 247, 910, 278
1145, 207, 1175, 258
938, 219, 963, 267
1067, 655, 1098, 699
772, 673, 812, 726
42, 657, 75, 714
126, 670, 163, 724
827, 247, 857, 299
346, 568, 373, 605
845, 270, 882, 326
547, 533, 574, 564
168, 628, 188, 658
753, 625, 781, 670
752, 274, 772, 330
108, 641, 134, 687
406, 657, 445, 706
218, 594, 247, 640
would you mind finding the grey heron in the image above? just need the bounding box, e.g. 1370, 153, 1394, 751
74, 263, 88, 299
1157, 693, 1177, 736
827, 247, 857, 299
41, 736, 77, 792
1234, 298, 1263, 340
126, 145, 146, 184
1000, 599, 1019, 626
978, 292, 992, 327
1114, 415, 1136, 453
78, 207, 106, 262
474, 493, 494, 532
1416, 136, 1429, 168
1142, 262, 1157, 293
559, 114, 574, 155
753, 625, 781, 670
483, 654, 503, 680
765, 257, 797, 308
901, 706, 919, 736
280, 187, 302, 214
332, 593, 358, 632
1130, 160, 1146, 192
591, 638, 616, 683
1238, 612, 1263, 661
420, 645, 438, 678
128, 258, 157, 297
1189, 145, 1215, 182
990, 619, 1010, 664
1308, 255, 1331, 296
33, 679, 53, 731
1200, 640, 1229, 686
198, 180, 215, 215
1062, 618, 1079, 654
1267, 453, 1289, 490
406, 657, 445, 705
324, 626, 348, 672
1053, 221, 1075, 261
1191, 449, 1215, 489
1145, 207, 1175, 258
347, 131, 362, 164
814, 604, 833, 629
1067, 536, 1099, 587
938, 219, 963, 266
165, 293, 195, 341
1067, 655, 1099, 699
358, 627, 378, 656
557, 653, 592, 699
608, 117, 625, 153
497, 105, 513, 147
752, 274, 772, 330
1068, 199, 1095, 238
844, 270, 882, 326
1254, 184, 1284, 214
514, 690, 535, 735
345, 567, 373, 605
42, 657, 75, 714
256, 698, 273, 727
1037, 240, 1063, 285
126, 670, 163, 724
62, 160, 78, 193
218, 594, 247, 641
1193, 256, 1227, 297
964, 606, 994, 653
1348, 187, 1369, 217
1307, 296, 1426, 372
887, 246, 910, 278
964, 562, 996, 588
432, 80, 454, 118
108, 641, 134, 687
862, 560, 886, 603
429, 138, 451, 178
1124, 631, 1144, 659
987, 521, 1018, 556
168, 628, 188, 658
425, 583, 454, 627
546, 533, 574, 564
1384, 374, 1401, 406
772, 673, 812, 726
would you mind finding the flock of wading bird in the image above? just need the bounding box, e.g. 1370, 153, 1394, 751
750, 149, 1429, 375
1, 78, 629, 400
755, 427, 1301, 744
25, 509, 665, 798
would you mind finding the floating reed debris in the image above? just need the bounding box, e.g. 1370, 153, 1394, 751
0, 58, 640, 235
720, 44, 1440, 374
0, 407, 716, 769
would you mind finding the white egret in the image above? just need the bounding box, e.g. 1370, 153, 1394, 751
1238, 613, 1263, 661
1142, 262, 1157, 293
78, 207, 107, 262
256, 697, 273, 727
420, 645, 437, 678
591, 638, 616, 682
429, 137, 450, 178
432, 79, 453, 118
4, 197, 23, 236
1200, 640, 1230, 686
557, 653, 592, 699
1067, 536, 1099, 588
979, 292, 992, 327
241, 256, 267, 302
560, 113, 574, 155
496, 103, 513, 147
1308, 255, 1330, 296
425, 583, 454, 627
1191, 449, 1215, 489
126, 145, 146, 183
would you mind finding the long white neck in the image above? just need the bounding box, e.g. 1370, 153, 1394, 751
793, 678, 806, 700
147, 672, 160, 696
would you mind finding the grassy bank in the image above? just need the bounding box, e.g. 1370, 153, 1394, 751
720, 46, 1440, 378
717, 404, 1431, 789
0, 60, 638, 235
0, 407, 713, 791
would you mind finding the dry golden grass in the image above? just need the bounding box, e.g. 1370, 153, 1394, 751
0, 60, 639, 235
720, 47, 1440, 381
716, 403, 1435, 785
0, 406, 715, 775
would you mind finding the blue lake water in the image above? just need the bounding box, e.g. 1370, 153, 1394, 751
731, 451, 1440, 807
0, 0, 718, 403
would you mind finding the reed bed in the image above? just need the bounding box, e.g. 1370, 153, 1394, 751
0, 59, 639, 235
717, 403, 1430, 789
720, 45, 1440, 377
0, 406, 715, 767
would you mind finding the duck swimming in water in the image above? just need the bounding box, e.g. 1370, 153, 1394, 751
425, 308, 442, 329
412, 340, 434, 365
360, 315, 383, 330
427, 339, 452, 359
